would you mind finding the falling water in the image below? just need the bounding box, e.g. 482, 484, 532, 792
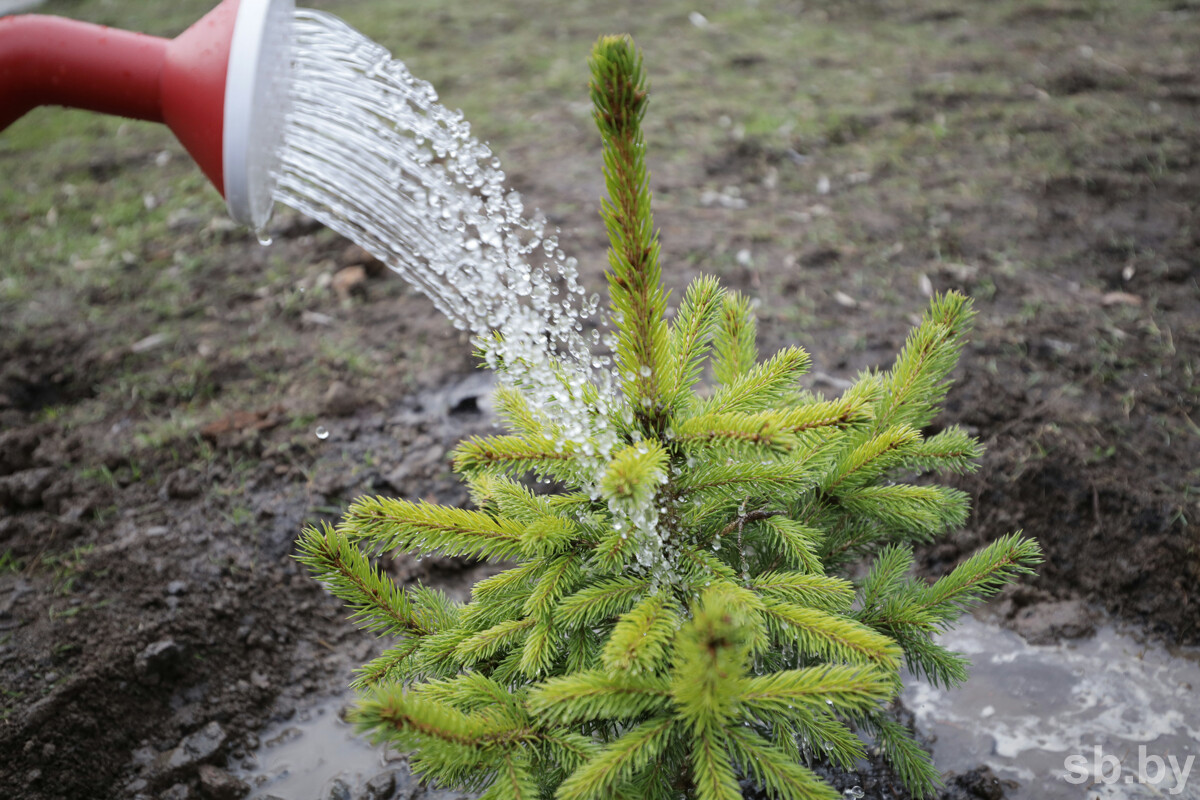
274, 11, 595, 362
270, 11, 679, 563
273, 12, 615, 428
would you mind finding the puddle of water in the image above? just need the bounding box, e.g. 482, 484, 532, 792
234, 565, 502, 799
235, 694, 478, 799
240, 614, 1199, 799
234, 696, 389, 799
904, 615, 1200, 799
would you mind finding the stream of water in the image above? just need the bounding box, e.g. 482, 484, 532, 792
272, 8, 676, 572
271, 10, 617, 428
274, 12, 588, 339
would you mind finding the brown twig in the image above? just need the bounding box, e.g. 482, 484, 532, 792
716, 508, 785, 540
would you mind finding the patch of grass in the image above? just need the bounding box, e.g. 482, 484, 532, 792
222, 505, 256, 528
48, 605, 81, 621
132, 414, 204, 451
318, 337, 380, 379
77, 465, 119, 490
39, 544, 96, 596
0, 550, 23, 574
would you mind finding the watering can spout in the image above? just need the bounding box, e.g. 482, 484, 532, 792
0, 0, 293, 228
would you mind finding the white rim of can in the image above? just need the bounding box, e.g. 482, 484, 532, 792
223, 0, 294, 229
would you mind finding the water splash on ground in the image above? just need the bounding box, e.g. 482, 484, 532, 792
904, 615, 1200, 799
235, 694, 473, 800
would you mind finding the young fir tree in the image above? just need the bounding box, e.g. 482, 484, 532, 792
298, 36, 1042, 800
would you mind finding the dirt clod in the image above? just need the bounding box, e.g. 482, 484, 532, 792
941, 767, 1016, 800
0, 467, 56, 509
197, 765, 249, 800
322, 380, 363, 417
135, 638, 187, 680
159, 722, 228, 774
1010, 599, 1096, 644
332, 265, 369, 302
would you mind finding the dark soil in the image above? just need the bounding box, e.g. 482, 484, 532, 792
1, 1, 1197, 799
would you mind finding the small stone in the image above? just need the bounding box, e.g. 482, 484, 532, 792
322, 774, 353, 800
162, 784, 191, 800
386, 767, 421, 800
364, 770, 396, 800
332, 265, 368, 301
166, 580, 189, 596
263, 727, 302, 748
945, 765, 1013, 800
167, 210, 203, 232
1101, 290, 1142, 307
135, 638, 186, 679
338, 244, 385, 276
163, 468, 201, 500
130, 744, 157, 769
918, 273, 934, 297
833, 290, 857, 308
197, 764, 249, 800
322, 381, 361, 417
300, 310, 335, 326
159, 721, 227, 772
130, 332, 170, 353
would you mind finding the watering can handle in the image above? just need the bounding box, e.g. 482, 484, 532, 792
0, 15, 170, 130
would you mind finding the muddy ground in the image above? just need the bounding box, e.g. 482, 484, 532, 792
1, 0, 1197, 798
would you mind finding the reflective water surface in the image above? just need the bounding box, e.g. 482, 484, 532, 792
904, 615, 1200, 799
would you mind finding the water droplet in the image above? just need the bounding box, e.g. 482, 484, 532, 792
256, 232, 273, 246
315, 426, 329, 440
822, 741, 833, 750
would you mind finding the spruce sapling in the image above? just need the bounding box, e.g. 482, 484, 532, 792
297, 34, 1042, 800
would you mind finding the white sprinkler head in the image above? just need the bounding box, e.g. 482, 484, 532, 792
223, 0, 295, 230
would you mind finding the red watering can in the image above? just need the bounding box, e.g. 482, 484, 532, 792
0, 0, 293, 227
